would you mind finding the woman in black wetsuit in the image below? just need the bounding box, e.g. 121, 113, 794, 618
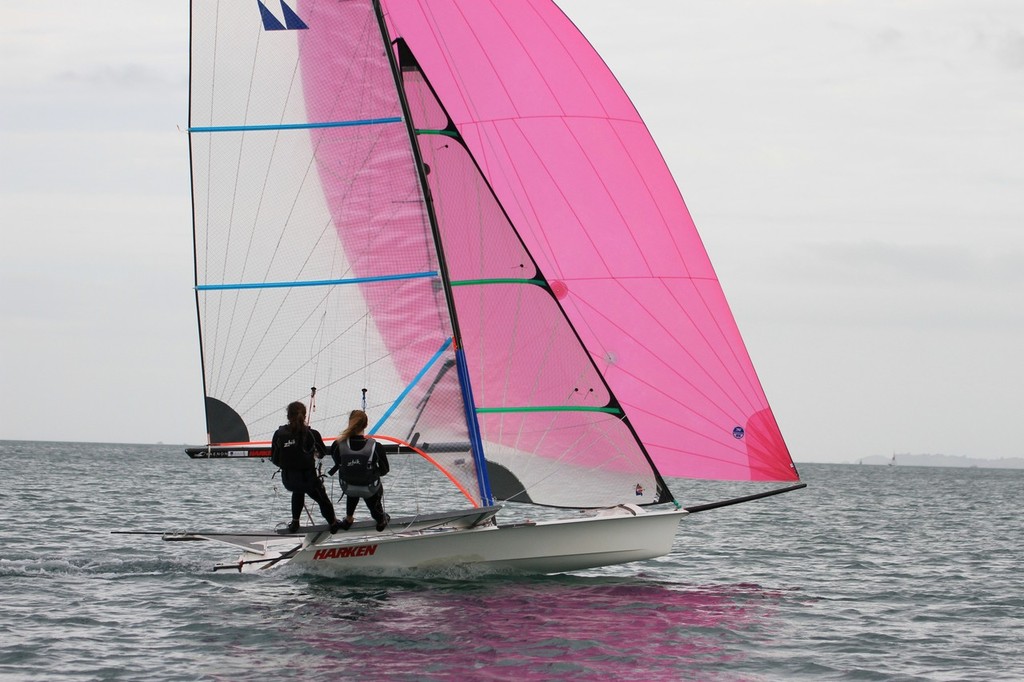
330, 409, 390, 531
270, 401, 342, 534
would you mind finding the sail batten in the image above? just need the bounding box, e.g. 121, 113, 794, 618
450, 278, 545, 287
189, 117, 403, 133
476, 406, 621, 414
196, 271, 438, 290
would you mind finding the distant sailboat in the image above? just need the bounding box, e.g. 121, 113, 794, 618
142, 0, 805, 573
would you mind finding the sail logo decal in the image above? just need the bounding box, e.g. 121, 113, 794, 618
313, 545, 378, 561
258, 0, 308, 31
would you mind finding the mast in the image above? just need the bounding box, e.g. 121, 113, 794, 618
371, 0, 493, 505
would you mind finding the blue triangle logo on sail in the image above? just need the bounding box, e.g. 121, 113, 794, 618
258, 0, 308, 31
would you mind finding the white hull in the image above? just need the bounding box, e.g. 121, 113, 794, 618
222, 506, 687, 574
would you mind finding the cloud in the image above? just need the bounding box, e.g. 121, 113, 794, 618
995, 30, 1024, 69
801, 241, 1022, 287
55, 64, 181, 89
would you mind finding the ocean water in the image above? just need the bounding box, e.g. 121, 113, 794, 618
0, 441, 1020, 681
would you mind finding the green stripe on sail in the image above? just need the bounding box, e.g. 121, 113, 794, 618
475, 406, 622, 414
451, 278, 546, 287
415, 129, 460, 138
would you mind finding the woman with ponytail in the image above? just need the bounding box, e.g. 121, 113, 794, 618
270, 401, 343, 534
329, 409, 390, 531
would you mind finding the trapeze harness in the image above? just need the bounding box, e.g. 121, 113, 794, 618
334, 438, 382, 499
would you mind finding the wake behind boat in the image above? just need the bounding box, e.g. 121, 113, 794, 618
134, 0, 804, 574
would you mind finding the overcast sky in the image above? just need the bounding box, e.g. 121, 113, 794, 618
2, 1, 1021, 463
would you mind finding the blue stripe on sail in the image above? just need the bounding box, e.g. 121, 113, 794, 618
189, 117, 402, 134
196, 271, 437, 291
370, 338, 453, 435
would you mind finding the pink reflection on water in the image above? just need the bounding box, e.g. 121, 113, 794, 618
293, 579, 776, 680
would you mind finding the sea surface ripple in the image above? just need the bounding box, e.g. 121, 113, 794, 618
0, 441, 1020, 681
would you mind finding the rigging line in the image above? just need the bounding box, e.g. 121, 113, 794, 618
188, 117, 402, 133
196, 3, 231, 397
370, 434, 478, 507
197, 271, 438, 290
218, 269, 325, 407
233, 112, 403, 411
217, 120, 337, 401
406, 358, 457, 443
308, 311, 328, 425
369, 337, 453, 434
223, 107, 328, 399
226, 283, 335, 412
208, 18, 271, 396
235, 21, 388, 404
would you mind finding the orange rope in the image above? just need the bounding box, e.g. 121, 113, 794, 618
366, 434, 479, 508
210, 437, 477, 506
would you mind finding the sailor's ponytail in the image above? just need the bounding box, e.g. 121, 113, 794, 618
286, 401, 308, 434
340, 409, 368, 440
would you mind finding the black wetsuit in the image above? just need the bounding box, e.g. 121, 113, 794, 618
270, 424, 336, 524
330, 436, 390, 524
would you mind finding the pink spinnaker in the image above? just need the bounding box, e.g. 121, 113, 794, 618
382, 0, 795, 481
299, 0, 795, 482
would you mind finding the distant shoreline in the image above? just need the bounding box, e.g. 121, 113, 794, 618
842, 454, 1024, 470
3, 440, 1022, 471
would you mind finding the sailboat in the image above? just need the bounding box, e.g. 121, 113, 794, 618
164, 0, 803, 573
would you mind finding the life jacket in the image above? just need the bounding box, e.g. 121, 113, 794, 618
335, 438, 379, 486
